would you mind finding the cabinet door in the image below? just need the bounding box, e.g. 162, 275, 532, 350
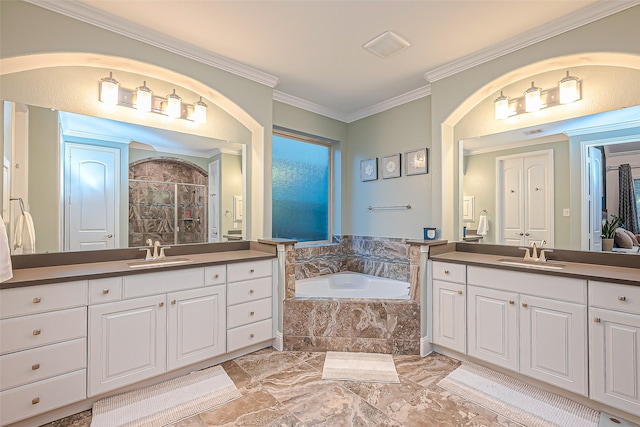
590, 308, 640, 416
520, 295, 587, 396
467, 286, 518, 371
433, 280, 466, 353
88, 295, 166, 397
167, 286, 226, 371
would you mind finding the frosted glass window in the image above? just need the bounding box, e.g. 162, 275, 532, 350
272, 134, 330, 242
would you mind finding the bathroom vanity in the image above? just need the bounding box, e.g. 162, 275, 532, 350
429, 242, 640, 422
0, 241, 277, 426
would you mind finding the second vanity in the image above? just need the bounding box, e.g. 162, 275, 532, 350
0, 241, 278, 427
429, 242, 640, 421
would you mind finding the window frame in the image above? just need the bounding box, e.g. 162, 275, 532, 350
271, 127, 335, 244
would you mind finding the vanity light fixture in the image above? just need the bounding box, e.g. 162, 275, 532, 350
97, 72, 208, 124
99, 72, 119, 105
135, 81, 153, 112
524, 81, 542, 112
494, 71, 581, 120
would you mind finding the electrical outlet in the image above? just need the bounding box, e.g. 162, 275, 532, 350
563, 208, 570, 217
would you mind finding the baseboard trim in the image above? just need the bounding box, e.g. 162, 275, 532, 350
272, 332, 284, 351
420, 336, 433, 357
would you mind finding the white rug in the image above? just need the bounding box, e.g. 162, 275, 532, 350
91, 365, 241, 427
321, 351, 400, 383
437, 362, 600, 427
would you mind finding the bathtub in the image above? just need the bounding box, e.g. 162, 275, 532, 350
295, 272, 410, 300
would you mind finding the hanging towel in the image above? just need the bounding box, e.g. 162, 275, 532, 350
13, 211, 36, 254
477, 212, 489, 236
0, 215, 13, 282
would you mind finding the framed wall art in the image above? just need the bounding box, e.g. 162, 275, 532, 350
381, 153, 401, 179
360, 158, 378, 182
405, 148, 428, 175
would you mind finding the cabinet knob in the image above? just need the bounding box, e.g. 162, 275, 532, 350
214, 274, 219, 279
509, 300, 515, 305
249, 289, 255, 294
159, 302, 164, 307
32, 363, 40, 370
102, 289, 110, 295
618, 296, 627, 301
33, 297, 41, 304
250, 311, 255, 316
594, 317, 601, 323
457, 290, 463, 295
522, 303, 528, 308
171, 300, 177, 305
250, 269, 255, 273
250, 333, 255, 338
33, 329, 41, 336
32, 397, 40, 405
444, 270, 450, 274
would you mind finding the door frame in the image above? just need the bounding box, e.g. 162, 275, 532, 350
208, 159, 220, 243
496, 149, 554, 246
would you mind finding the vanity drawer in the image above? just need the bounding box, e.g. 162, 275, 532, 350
205, 265, 227, 286
227, 298, 272, 329
227, 259, 272, 283
123, 267, 204, 298
227, 277, 272, 306
89, 277, 122, 304
0, 369, 86, 426
432, 261, 466, 284
0, 307, 87, 355
0, 281, 88, 319
0, 338, 86, 391
589, 281, 640, 314
227, 319, 273, 352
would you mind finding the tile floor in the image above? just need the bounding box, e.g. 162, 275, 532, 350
43, 349, 527, 427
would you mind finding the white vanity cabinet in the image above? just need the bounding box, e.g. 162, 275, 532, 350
467, 266, 588, 396
226, 260, 274, 352
88, 267, 227, 396
0, 281, 88, 426
432, 261, 467, 354
589, 281, 640, 416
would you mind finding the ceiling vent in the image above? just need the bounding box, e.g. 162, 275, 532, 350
363, 31, 410, 59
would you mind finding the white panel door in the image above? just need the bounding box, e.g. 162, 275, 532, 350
588, 147, 604, 251
208, 160, 220, 242
523, 154, 552, 246
88, 295, 166, 396
467, 286, 519, 371
433, 280, 466, 353
590, 307, 640, 416
500, 157, 524, 246
520, 295, 587, 396
65, 143, 119, 251
167, 286, 226, 370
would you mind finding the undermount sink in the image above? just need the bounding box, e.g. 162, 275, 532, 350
127, 257, 192, 269
497, 259, 566, 270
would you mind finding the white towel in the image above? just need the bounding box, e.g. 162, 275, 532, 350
0, 215, 13, 282
13, 211, 36, 254
477, 213, 489, 236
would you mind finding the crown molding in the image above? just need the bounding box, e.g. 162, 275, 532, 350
424, 0, 640, 84
24, 0, 279, 88
273, 90, 349, 122
346, 85, 431, 123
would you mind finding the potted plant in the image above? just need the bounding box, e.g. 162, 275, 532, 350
602, 214, 622, 251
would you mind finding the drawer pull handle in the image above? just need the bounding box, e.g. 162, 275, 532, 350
33, 297, 41, 304
171, 300, 177, 305
594, 317, 602, 323
618, 296, 627, 301
250, 289, 255, 294
509, 300, 515, 305
250, 311, 255, 316
32, 363, 40, 370
457, 290, 462, 295
444, 270, 450, 274
102, 289, 110, 295
159, 302, 164, 307
250, 333, 255, 338
33, 329, 41, 336
250, 269, 255, 273
32, 397, 40, 405
214, 274, 219, 279
522, 303, 528, 308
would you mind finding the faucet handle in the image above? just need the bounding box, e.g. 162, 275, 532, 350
146, 238, 153, 246
519, 247, 531, 260
539, 249, 553, 263
139, 248, 153, 260
158, 246, 172, 259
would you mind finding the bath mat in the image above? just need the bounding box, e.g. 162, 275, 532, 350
321, 351, 400, 383
91, 365, 241, 427
437, 361, 599, 427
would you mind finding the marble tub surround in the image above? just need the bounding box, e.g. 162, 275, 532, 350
43, 348, 544, 427
283, 298, 420, 355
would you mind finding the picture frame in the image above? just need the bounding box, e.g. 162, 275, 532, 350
381, 153, 401, 179
360, 158, 378, 182
405, 148, 428, 175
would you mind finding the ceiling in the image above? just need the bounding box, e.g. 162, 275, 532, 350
31, 0, 640, 123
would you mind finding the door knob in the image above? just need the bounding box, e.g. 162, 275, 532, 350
104, 234, 113, 238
